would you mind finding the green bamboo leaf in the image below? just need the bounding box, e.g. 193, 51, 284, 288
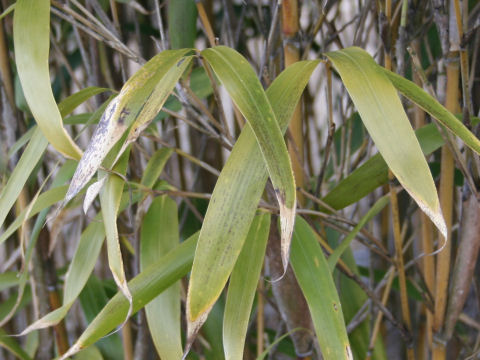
290, 217, 352, 360
79, 276, 124, 359
58, 87, 110, 118
0, 128, 47, 229
383, 69, 480, 154
63, 49, 192, 207
0, 328, 32, 360
325, 47, 446, 238
140, 196, 182, 359
185, 59, 319, 348
99, 149, 131, 318
60, 233, 199, 359
328, 195, 390, 271
201, 46, 296, 273
13, 0, 82, 159
141, 148, 174, 188
168, 0, 197, 49
223, 213, 270, 360
322, 123, 444, 211
0, 3, 15, 20
74, 346, 103, 360
0, 272, 19, 292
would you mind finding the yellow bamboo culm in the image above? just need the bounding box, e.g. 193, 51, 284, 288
281, 0, 304, 205
432, 58, 459, 360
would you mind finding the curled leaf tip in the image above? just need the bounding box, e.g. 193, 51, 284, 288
184, 309, 209, 360
279, 200, 296, 273
59, 343, 81, 360
418, 200, 447, 240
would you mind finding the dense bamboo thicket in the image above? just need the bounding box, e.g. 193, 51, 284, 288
1, 0, 480, 359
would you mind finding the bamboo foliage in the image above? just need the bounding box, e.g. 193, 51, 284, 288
1, 1, 480, 359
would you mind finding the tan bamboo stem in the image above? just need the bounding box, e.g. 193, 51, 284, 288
432, 59, 459, 359
282, 0, 304, 205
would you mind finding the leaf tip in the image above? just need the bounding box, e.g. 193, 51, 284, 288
278, 200, 296, 273
184, 309, 209, 359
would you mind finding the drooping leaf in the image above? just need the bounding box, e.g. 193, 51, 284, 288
99, 148, 132, 318
0, 128, 47, 229
60, 233, 199, 359
383, 68, 480, 154
185, 59, 319, 349
0, 328, 32, 360
223, 213, 270, 360
63, 49, 192, 206
140, 196, 182, 359
202, 46, 296, 273
290, 217, 352, 360
141, 148, 174, 188
325, 47, 446, 237
13, 0, 82, 159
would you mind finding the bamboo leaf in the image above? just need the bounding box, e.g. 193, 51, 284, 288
0, 328, 32, 360
13, 0, 82, 159
290, 217, 352, 360
141, 148, 174, 188
168, 0, 198, 49
0, 128, 47, 229
99, 149, 131, 319
223, 213, 270, 360
140, 196, 182, 359
60, 233, 199, 359
325, 47, 446, 238
383, 69, 480, 154
63, 49, 192, 207
185, 59, 319, 349
201, 46, 296, 272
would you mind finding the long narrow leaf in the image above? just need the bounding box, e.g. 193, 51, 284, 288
383, 68, 480, 154
140, 196, 182, 359
13, 0, 82, 159
223, 213, 270, 360
99, 149, 131, 317
325, 47, 446, 237
290, 217, 352, 360
202, 46, 296, 272
185, 59, 319, 348
64, 49, 192, 206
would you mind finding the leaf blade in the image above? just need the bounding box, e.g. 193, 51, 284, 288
185, 60, 319, 345
325, 47, 446, 237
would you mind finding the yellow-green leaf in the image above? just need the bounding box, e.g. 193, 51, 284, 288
383, 68, 480, 154
13, 0, 82, 159
290, 217, 352, 360
201, 46, 296, 272
99, 148, 131, 318
64, 49, 192, 207
140, 196, 182, 359
223, 213, 270, 360
325, 47, 446, 238
185, 60, 319, 350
